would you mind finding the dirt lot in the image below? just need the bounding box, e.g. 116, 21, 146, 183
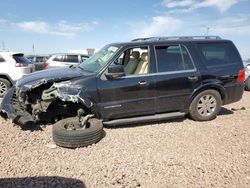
0, 92, 249, 188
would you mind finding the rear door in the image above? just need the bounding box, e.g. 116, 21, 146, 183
154, 44, 200, 113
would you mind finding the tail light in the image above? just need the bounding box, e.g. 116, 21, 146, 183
236, 68, 245, 83
43, 62, 49, 69
15, 63, 28, 67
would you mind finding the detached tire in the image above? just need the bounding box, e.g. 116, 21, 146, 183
0, 78, 11, 97
189, 90, 222, 121
52, 117, 103, 148
245, 77, 250, 91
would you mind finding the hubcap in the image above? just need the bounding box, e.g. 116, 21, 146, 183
0, 81, 7, 95
197, 94, 217, 117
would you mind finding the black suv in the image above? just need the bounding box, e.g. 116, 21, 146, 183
0, 36, 245, 147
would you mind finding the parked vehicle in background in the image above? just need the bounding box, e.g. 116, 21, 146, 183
45, 53, 89, 69
0, 51, 35, 97
26, 55, 49, 71
0, 36, 245, 148
244, 62, 250, 90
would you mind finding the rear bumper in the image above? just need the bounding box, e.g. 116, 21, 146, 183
223, 83, 244, 105
0, 87, 35, 125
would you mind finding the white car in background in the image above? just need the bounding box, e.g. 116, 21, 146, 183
0, 51, 35, 97
244, 62, 250, 90
45, 53, 89, 69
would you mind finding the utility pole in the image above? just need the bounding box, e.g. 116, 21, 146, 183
201, 25, 210, 36
2, 40, 5, 50
206, 26, 210, 36
32, 43, 35, 55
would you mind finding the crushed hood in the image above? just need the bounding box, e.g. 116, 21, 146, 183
16, 67, 92, 91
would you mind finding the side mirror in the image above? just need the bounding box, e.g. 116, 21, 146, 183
105, 65, 125, 79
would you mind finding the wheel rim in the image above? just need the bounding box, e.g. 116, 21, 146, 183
63, 122, 87, 130
197, 94, 217, 117
0, 81, 7, 95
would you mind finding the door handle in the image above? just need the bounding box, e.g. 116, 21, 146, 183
138, 81, 148, 86
188, 76, 198, 81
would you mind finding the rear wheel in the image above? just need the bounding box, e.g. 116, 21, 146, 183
52, 117, 103, 148
189, 90, 222, 121
245, 77, 250, 91
0, 78, 11, 97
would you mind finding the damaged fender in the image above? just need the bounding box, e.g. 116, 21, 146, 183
42, 81, 93, 108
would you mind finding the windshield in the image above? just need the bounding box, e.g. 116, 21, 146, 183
79, 45, 119, 72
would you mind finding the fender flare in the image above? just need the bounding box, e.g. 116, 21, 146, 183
189, 83, 226, 105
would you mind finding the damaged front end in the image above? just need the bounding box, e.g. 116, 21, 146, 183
0, 68, 94, 126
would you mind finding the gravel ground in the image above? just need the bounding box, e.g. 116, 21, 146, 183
0, 92, 250, 188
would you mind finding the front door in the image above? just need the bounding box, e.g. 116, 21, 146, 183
96, 46, 156, 120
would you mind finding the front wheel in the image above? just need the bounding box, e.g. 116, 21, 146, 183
0, 78, 11, 97
189, 90, 222, 121
52, 117, 104, 148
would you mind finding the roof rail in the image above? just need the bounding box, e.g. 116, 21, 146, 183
132, 36, 221, 41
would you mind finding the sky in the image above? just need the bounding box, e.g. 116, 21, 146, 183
0, 0, 250, 60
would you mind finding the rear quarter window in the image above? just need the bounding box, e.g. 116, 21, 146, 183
0, 55, 5, 62
13, 54, 31, 64
197, 42, 242, 68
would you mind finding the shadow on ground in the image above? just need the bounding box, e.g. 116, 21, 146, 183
218, 107, 234, 116
0, 176, 85, 188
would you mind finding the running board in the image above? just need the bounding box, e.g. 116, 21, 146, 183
103, 112, 185, 126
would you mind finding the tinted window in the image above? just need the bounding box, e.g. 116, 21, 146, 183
197, 42, 241, 67
155, 45, 194, 72
0, 55, 5, 62
80, 55, 88, 63
36, 57, 45, 62
53, 55, 64, 62
65, 55, 79, 63
13, 54, 30, 64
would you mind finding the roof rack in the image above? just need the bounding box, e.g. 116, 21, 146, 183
132, 36, 221, 42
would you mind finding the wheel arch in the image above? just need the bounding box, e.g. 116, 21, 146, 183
0, 74, 14, 86
189, 83, 226, 105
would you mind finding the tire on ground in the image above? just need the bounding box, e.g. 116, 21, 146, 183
189, 89, 222, 121
245, 77, 250, 91
0, 78, 11, 97
52, 117, 103, 148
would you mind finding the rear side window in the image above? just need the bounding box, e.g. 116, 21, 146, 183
13, 54, 30, 64
197, 42, 241, 67
0, 55, 5, 62
155, 44, 195, 72
65, 55, 79, 63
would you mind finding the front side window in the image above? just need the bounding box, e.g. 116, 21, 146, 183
155, 44, 194, 72
112, 47, 149, 75
53, 55, 64, 62
80, 55, 88, 63
79, 45, 119, 73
